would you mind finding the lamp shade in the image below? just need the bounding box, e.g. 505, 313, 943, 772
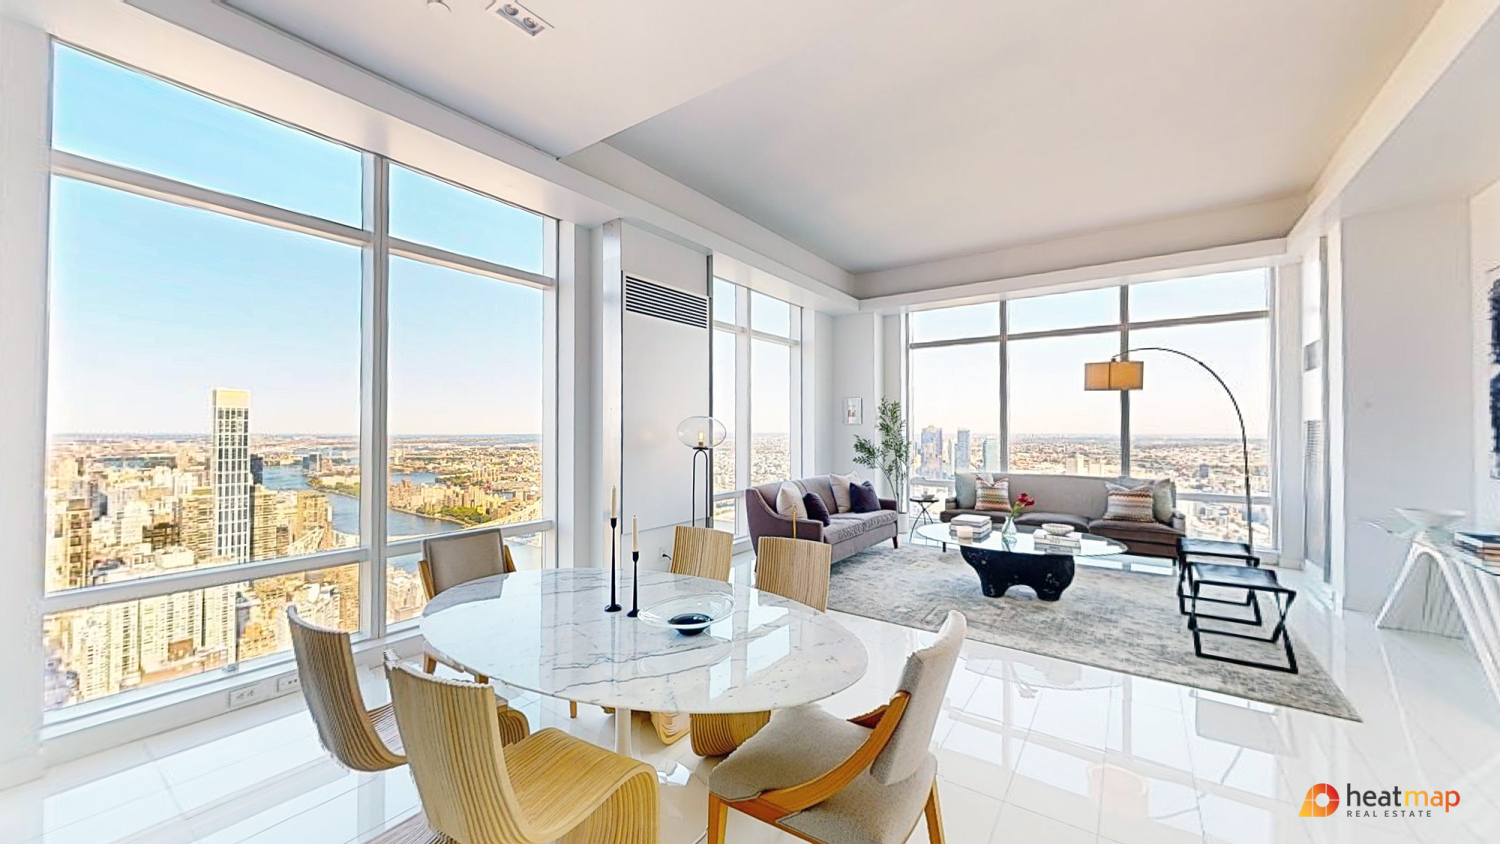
1083, 360, 1144, 391
676, 416, 727, 449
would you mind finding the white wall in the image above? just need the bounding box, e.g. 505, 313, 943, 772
830, 314, 886, 491
1339, 200, 1474, 612
0, 16, 49, 789
1471, 177, 1500, 521
812, 312, 836, 476
617, 223, 712, 567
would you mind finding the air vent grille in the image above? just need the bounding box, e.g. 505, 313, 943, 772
625, 276, 708, 329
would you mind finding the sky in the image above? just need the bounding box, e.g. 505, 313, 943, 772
47, 46, 547, 437
908, 270, 1273, 439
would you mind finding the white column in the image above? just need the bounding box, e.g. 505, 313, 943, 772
0, 17, 50, 789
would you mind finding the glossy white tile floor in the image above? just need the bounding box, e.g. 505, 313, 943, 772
4, 555, 1499, 844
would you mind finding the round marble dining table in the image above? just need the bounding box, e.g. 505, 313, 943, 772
420, 568, 870, 758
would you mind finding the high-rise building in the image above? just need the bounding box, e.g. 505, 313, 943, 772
181, 488, 216, 561
60, 497, 93, 589
212, 389, 252, 563
918, 426, 945, 479
982, 437, 1000, 472
251, 484, 286, 561
955, 430, 972, 474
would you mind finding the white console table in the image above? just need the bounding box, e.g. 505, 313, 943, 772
1375, 523, 1500, 708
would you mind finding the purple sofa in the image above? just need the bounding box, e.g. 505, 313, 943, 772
745, 476, 900, 563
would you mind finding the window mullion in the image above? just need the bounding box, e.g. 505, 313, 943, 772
361, 155, 391, 639
1120, 286, 1131, 477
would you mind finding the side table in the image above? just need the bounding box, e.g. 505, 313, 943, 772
908, 496, 940, 543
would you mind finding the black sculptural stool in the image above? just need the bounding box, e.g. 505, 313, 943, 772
959, 546, 1076, 601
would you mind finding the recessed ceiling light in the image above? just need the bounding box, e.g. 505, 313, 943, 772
486, 0, 551, 36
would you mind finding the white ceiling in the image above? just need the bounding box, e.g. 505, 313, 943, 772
220, 0, 1439, 275
224, 0, 903, 157
601, 0, 1441, 273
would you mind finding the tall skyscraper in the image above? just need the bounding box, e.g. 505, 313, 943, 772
918, 426, 945, 479
212, 389, 252, 563
982, 437, 1000, 472
955, 429, 972, 474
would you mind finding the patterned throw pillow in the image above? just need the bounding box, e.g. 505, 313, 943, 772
1104, 483, 1156, 522
974, 478, 1010, 511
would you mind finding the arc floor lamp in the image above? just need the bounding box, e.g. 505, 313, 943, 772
1084, 348, 1256, 556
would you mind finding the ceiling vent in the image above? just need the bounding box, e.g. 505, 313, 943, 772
625, 277, 708, 329
487, 1, 551, 36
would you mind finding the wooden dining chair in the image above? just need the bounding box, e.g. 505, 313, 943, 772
645, 525, 737, 746
706, 611, 966, 844
690, 535, 833, 757
383, 656, 659, 844
286, 607, 529, 773
421, 528, 588, 718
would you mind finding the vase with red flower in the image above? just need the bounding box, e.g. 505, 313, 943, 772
1004, 492, 1035, 538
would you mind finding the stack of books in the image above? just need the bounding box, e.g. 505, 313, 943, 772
950, 514, 992, 541
1454, 532, 1500, 562
1033, 531, 1082, 553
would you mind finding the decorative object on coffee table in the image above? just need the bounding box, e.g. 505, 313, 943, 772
916, 522, 1125, 601
1085, 348, 1259, 561
1003, 491, 1035, 538
677, 416, 726, 528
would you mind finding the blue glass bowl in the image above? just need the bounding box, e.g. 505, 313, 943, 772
640, 593, 734, 636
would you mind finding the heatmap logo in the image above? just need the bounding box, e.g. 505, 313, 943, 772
1300, 782, 1460, 819
1300, 783, 1340, 818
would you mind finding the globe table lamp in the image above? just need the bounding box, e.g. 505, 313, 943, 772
677, 416, 727, 528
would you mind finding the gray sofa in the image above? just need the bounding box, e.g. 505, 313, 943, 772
746, 476, 899, 563
940, 472, 1185, 560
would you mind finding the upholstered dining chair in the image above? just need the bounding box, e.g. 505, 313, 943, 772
706, 610, 966, 844
648, 525, 737, 745
285, 607, 530, 773
689, 535, 833, 757
383, 656, 659, 844
421, 527, 589, 718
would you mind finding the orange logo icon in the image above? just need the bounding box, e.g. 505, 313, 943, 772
1300, 783, 1341, 817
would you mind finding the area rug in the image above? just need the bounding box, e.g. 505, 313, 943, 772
829, 544, 1360, 721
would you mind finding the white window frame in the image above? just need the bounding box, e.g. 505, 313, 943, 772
904, 271, 1277, 549
40, 50, 560, 725
710, 280, 803, 538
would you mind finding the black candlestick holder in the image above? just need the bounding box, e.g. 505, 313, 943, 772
605, 516, 622, 613
627, 550, 641, 617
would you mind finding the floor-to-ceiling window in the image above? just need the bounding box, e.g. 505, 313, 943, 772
42, 45, 557, 714
905, 269, 1273, 548
712, 280, 802, 537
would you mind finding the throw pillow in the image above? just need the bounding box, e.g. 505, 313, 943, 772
1114, 477, 1175, 523
974, 478, 1010, 511
954, 472, 991, 510
828, 472, 858, 513
803, 492, 832, 525
849, 480, 880, 513
775, 481, 808, 519
1104, 483, 1156, 522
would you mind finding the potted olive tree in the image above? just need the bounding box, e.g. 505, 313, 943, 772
852, 397, 913, 511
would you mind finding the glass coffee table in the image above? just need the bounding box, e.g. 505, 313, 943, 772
915, 522, 1127, 601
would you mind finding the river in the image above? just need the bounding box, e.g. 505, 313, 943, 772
259, 465, 460, 538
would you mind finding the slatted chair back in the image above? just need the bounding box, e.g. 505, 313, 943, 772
755, 536, 832, 611
420, 528, 515, 599
670, 525, 733, 582
386, 660, 536, 844
286, 606, 404, 772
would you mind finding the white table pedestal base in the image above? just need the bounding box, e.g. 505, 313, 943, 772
611, 707, 708, 844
